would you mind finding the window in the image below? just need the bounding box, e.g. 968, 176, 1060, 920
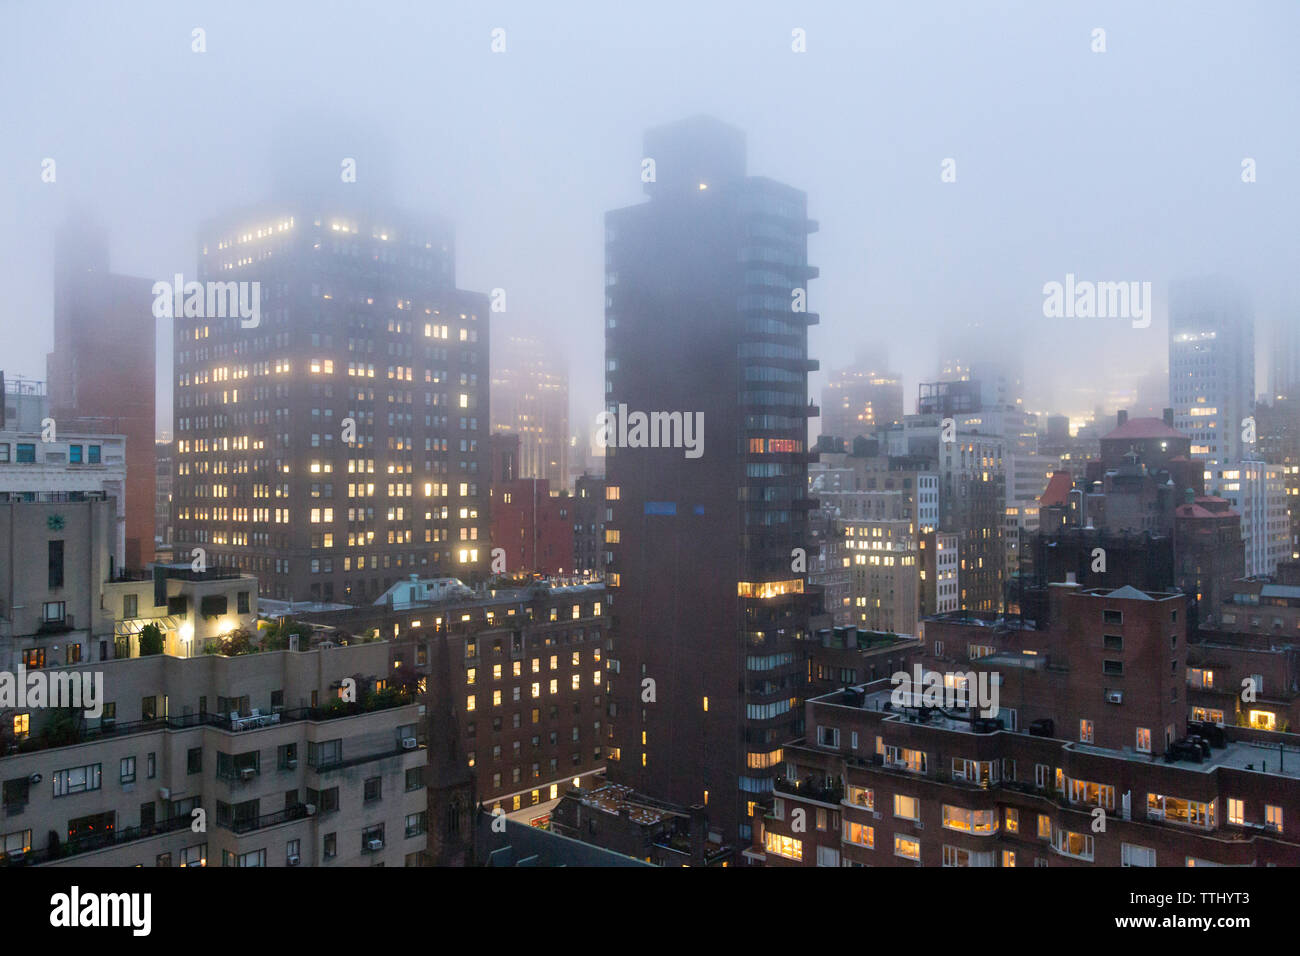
123, 593, 138, 619
1001, 850, 1016, 867
53, 763, 102, 797
1037, 814, 1051, 839
362, 824, 385, 851
286, 839, 300, 865
323, 833, 337, 860
1147, 793, 1216, 829
1136, 727, 1151, 753
1227, 799, 1245, 826
894, 834, 921, 861
120, 756, 136, 784
179, 843, 206, 867
893, 794, 920, 821
844, 822, 874, 847
1052, 829, 1094, 861
405, 812, 428, 837
187, 748, 202, 774
88, 445, 101, 463
845, 785, 873, 809
48, 540, 64, 588
308, 739, 343, 768
16, 443, 35, 463
1122, 843, 1155, 867
42, 601, 65, 624
943, 845, 994, 867
364, 777, 382, 802
942, 805, 998, 833
1, 829, 31, 861
69, 444, 83, 464
1266, 805, 1283, 833
884, 746, 927, 773
1068, 778, 1115, 809
763, 831, 802, 861
1005, 808, 1018, 833
817, 725, 839, 748
405, 767, 425, 791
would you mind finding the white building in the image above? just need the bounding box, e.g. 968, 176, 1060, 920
1208, 460, 1289, 577
0, 378, 127, 567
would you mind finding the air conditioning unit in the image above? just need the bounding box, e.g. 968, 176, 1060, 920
304, 803, 317, 816
1106, 691, 1123, 704
240, 767, 256, 781
401, 737, 418, 750
286, 758, 297, 768
914, 821, 924, 829
367, 838, 384, 851
27, 773, 41, 785
287, 855, 300, 866
872, 811, 882, 820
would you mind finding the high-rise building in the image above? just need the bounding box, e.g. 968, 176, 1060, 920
819, 357, 903, 443
172, 201, 490, 604
1207, 460, 1290, 577
46, 217, 156, 568
491, 332, 569, 489
1256, 398, 1300, 561
603, 117, 826, 842
1268, 313, 1300, 403
1169, 278, 1255, 469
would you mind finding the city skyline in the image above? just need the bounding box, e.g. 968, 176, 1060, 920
4, 0, 1300, 898
3, 1, 1297, 440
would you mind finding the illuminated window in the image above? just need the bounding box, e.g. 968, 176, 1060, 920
764, 832, 803, 861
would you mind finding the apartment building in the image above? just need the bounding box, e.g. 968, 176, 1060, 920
748, 584, 1300, 867
294, 578, 610, 819
173, 201, 491, 604
0, 374, 128, 568
0, 638, 427, 867
603, 116, 826, 842
46, 219, 156, 569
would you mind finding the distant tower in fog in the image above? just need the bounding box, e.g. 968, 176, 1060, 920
1168, 277, 1255, 469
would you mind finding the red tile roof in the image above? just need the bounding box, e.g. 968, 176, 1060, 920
1040, 471, 1074, 507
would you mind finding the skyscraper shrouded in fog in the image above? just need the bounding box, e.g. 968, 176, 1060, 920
172, 200, 490, 604
603, 117, 826, 842
47, 216, 156, 568
1169, 277, 1255, 469
492, 331, 570, 489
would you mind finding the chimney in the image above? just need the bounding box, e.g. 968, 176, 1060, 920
1117, 410, 1128, 427
1162, 407, 1174, 427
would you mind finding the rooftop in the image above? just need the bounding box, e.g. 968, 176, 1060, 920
1103, 417, 1186, 441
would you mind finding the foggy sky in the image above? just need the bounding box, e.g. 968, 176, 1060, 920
2, 0, 1296, 439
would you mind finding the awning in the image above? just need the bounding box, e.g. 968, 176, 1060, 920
114, 616, 180, 637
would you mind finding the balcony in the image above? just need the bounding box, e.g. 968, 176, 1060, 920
221, 803, 311, 835
774, 775, 843, 806
2, 693, 418, 758
0, 813, 192, 866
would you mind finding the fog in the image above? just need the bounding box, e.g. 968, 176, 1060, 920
3, 0, 1295, 437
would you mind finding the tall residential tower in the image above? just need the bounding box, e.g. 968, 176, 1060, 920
603, 117, 825, 842
172, 201, 490, 604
